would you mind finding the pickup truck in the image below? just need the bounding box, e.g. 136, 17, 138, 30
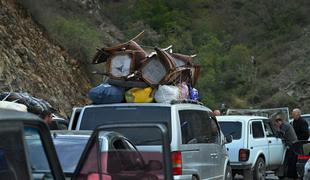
217, 115, 286, 179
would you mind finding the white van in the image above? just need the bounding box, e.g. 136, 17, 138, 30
69, 101, 233, 180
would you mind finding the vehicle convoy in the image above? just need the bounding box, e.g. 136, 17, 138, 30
0, 108, 173, 180
217, 115, 286, 179
69, 101, 233, 180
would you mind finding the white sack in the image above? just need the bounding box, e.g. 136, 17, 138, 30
0, 101, 28, 112
155, 85, 180, 103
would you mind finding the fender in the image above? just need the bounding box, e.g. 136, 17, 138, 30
251, 152, 266, 169
181, 169, 199, 179
280, 147, 288, 164
222, 158, 231, 177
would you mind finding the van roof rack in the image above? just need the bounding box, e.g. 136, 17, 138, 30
170, 100, 203, 105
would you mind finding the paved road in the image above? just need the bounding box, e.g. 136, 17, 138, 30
234, 172, 279, 179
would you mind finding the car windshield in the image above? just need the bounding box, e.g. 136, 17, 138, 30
26, 136, 88, 173
53, 137, 88, 173
79, 106, 171, 144
218, 122, 242, 140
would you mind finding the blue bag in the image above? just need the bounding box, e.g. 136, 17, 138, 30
189, 86, 199, 101
88, 83, 124, 104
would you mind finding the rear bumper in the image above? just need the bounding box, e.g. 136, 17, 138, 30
231, 163, 252, 170
173, 175, 193, 180
231, 162, 252, 175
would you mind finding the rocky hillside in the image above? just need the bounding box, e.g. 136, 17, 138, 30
99, 0, 310, 112
0, 0, 92, 116
264, 26, 310, 111
16, 0, 125, 85
3, 0, 310, 113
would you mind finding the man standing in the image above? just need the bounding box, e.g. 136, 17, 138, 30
292, 108, 309, 140
275, 117, 298, 179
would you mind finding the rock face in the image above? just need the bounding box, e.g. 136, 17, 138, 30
16, 0, 125, 86
0, 0, 92, 116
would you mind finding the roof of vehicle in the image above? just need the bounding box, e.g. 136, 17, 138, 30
0, 108, 40, 121
216, 115, 269, 122
83, 102, 212, 111
51, 130, 92, 137
302, 114, 310, 117
51, 130, 126, 140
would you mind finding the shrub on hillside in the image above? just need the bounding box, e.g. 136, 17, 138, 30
261, 92, 298, 109
48, 17, 102, 62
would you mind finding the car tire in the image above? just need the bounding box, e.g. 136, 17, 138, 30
191, 175, 198, 180
253, 157, 266, 180
225, 164, 233, 180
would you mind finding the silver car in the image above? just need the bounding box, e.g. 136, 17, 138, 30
70, 101, 233, 180
27, 130, 164, 179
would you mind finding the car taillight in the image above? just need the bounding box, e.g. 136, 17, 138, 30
298, 155, 310, 161
239, 149, 250, 162
172, 151, 182, 175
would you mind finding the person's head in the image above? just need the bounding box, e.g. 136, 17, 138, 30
40, 110, 52, 124
292, 108, 301, 120
275, 117, 284, 128
213, 110, 221, 116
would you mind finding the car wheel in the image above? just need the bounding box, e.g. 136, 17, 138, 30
253, 157, 266, 180
191, 175, 198, 180
225, 164, 233, 180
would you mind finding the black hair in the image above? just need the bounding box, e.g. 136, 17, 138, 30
39, 109, 52, 119
275, 118, 283, 122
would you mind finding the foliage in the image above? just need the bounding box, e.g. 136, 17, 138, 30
100, 0, 310, 109
48, 17, 102, 62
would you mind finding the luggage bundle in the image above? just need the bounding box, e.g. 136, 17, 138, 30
89, 31, 200, 104
0, 92, 55, 115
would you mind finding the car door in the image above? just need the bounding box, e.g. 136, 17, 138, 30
73, 123, 173, 180
179, 110, 217, 179
209, 115, 226, 179
0, 109, 65, 180
263, 120, 285, 168
248, 120, 268, 163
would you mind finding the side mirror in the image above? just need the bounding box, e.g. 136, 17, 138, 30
225, 135, 233, 144
145, 160, 163, 171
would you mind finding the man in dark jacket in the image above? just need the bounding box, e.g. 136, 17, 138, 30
292, 108, 309, 140
275, 117, 298, 179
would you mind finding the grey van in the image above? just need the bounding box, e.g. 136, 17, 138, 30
69, 101, 232, 180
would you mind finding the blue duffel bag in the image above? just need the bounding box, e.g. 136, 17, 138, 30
88, 83, 124, 104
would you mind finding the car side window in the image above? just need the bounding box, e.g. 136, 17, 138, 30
112, 139, 142, 171
251, 121, 265, 138
209, 117, 221, 144
179, 110, 212, 144
24, 127, 54, 179
75, 140, 99, 177
263, 122, 275, 137
122, 139, 145, 169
